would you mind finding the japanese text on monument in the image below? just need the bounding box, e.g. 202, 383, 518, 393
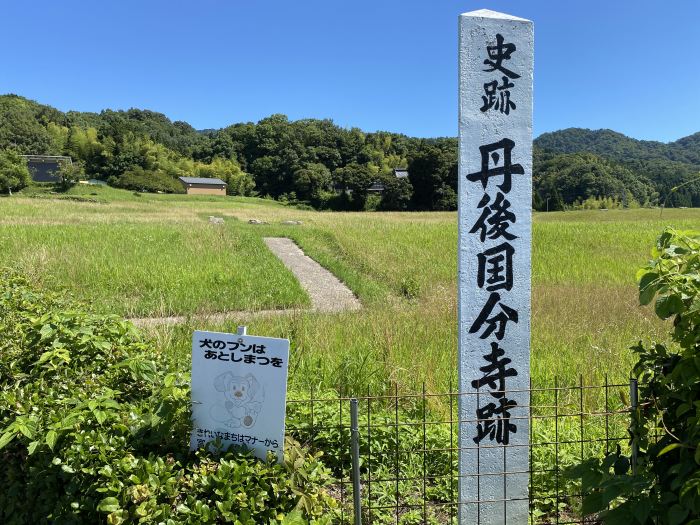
468, 33, 522, 446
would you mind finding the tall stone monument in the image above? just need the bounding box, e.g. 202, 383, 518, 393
458, 9, 533, 524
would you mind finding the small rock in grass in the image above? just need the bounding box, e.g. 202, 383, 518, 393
281, 220, 303, 225
248, 219, 269, 225
209, 216, 225, 225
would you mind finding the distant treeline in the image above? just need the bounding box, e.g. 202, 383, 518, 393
1, 94, 699, 209
535, 128, 700, 209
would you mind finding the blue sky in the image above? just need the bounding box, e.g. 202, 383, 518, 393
2, 1, 698, 142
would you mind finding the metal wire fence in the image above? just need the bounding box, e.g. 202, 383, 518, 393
285, 377, 639, 525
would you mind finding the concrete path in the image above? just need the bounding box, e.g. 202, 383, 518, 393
263, 237, 361, 313
130, 237, 360, 327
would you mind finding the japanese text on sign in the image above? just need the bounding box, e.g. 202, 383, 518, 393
190, 330, 290, 462
480, 34, 519, 115
468, 34, 523, 447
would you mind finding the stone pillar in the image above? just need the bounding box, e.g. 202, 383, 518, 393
458, 9, 533, 524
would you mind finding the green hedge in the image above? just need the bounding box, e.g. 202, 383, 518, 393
0, 270, 336, 524
108, 168, 185, 194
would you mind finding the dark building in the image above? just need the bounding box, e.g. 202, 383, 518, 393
367, 168, 410, 194
367, 182, 385, 194
22, 155, 72, 183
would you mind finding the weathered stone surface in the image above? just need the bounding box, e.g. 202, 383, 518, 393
458, 9, 533, 524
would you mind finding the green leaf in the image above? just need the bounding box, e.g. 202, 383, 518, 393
676, 403, 692, 417
614, 455, 630, 474
639, 272, 659, 305
45, 430, 58, 451
16, 419, 35, 439
97, 497, 121, 513
0, 432, 15, 451
281, 510, 306, 525
602, 483, 624, 506
658, 443, 683, 456
39, 324, 53, 339
655, 294, 684, 319
94, 410, 107, 424
581, 492, 605, 515
605, 504, 634, 525
668, 504, 689, 525
632, 498, 651, 524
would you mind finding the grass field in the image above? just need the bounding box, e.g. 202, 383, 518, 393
2, 184, 698, 395
0, 188, 310, 316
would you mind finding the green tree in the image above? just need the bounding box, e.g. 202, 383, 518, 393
569, 229, 700, 524
109, 167, 184, 193
534, 152, 656, 210
0, 95, 62, 154
535, 128, 700, 208
379, 174, 413, 211
0, 149, 30, 194
57, 160, 84, 191
407, 141, 457, 211
196, 157, 255, 196
333, 162, 375, 210
293, 163, 332, 202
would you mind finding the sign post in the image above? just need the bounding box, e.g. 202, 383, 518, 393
190, 328, 290, 462
458, 9, 533, 524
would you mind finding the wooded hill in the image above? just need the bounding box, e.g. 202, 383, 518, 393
0, 94, 454, 211
534, 128, 700, 209
1, 94, 698, 210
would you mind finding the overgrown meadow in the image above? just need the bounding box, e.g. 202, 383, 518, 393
1, 185, 698, 523
1, 185, 694, 392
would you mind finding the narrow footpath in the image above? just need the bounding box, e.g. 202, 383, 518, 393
130, 237, 360, 327
262, 237, 361, 313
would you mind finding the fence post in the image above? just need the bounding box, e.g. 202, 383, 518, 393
629, 378, 639, 475
350, 398, 362, 525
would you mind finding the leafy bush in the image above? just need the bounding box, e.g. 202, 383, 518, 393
287, 392, 455, 524
195, 157, 255, 196
109, 167, 185, 194
568, 228, 700, 524
57, 160, 85, 191
0, 270, 336, 524
0, 149, 30, 194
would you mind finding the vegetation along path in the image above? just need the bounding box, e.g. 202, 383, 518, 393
130, 237, 361, 327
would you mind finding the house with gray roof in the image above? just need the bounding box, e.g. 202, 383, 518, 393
178, 177, 227, 196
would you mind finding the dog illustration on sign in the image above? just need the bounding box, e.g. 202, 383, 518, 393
210, 372, 264, 429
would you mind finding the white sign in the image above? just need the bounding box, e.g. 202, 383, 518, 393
458, 9, 533, 524
190, 329, 290, 462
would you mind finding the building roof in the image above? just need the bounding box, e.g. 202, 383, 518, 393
394, 168, 409, 178
21, 155, 72, 163
179, 177, 227, 186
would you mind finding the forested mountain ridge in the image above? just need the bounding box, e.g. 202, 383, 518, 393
0, 94, 698, 209
535, 127, 700, 167
534, 128, 700, 208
